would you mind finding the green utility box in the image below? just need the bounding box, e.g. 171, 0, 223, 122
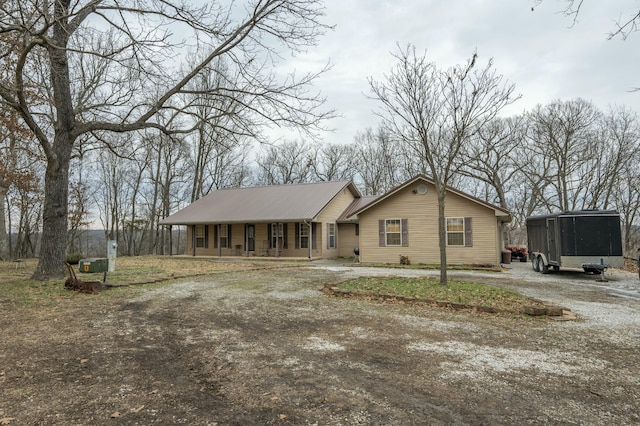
78, 258, 108, 273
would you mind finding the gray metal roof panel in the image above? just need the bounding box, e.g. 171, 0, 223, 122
160, 181, 358, 225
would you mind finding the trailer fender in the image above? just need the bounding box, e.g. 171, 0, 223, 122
531, 252, 550, 274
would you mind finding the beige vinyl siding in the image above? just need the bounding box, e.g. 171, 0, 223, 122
358, 182, 500, 265
315, 187, 357, 258
338, 223, 360, 258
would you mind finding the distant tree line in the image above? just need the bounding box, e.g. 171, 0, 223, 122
2, 97, 639, 259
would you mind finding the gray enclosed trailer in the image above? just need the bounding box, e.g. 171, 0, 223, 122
526, 210, 624, 274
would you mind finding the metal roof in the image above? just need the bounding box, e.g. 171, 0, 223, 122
160, 181, 360, 225
337, 195, 380, 222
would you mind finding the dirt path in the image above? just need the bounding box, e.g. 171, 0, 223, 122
2, 264, 639, 425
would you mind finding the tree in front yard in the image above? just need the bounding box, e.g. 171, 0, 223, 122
0, 0, 333, 279
369, 45, 518, 285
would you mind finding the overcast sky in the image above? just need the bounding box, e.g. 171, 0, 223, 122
277, 0, 640, 144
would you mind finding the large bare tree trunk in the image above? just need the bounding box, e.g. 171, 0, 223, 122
0, 186, 7, 259
436, 186, 448, 285
32, 0, 74, 280
33, 137, 71, 279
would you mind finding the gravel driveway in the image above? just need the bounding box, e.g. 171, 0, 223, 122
2, 261, 640, 425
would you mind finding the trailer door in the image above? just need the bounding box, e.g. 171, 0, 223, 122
547, 218, 558, 263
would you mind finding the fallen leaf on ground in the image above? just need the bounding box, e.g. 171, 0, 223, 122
80, 359, 89, 364
1, 418, 15, 425
131, 405, 145, 413
110, 412, 121, 418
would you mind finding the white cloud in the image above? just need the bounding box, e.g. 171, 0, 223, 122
274, 0, 640, 144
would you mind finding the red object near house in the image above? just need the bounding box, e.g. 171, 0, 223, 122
506, 245, 529, 262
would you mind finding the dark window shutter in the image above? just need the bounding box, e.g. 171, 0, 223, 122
378, 220, 385, 247
192, 225, 196, 255
327, 224, 330, 249
283, 223, 288, 249
268, 224, 272, 248
204, 225, 209, 248
213, 224, 217, 248
312, 223, 317, 249
464, 217, 473, 247
295, 223, 300, 249
227, 224, 232, 249
355, 224, 359, 236
244, 224, 248, 251
401, 219, 409, 247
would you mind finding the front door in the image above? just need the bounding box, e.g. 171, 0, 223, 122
247, 224, 255, 252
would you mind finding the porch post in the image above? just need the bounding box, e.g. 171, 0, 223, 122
276, 222, 280, 258
192, 225, 196, 256
169, 225, 173, 256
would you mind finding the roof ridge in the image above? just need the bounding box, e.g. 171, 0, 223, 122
214, 180, 352, 192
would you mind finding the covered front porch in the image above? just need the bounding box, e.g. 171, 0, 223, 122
179, 222, 321, 259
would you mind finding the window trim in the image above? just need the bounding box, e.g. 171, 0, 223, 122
385, 218, 402, 246
299, 222, 309, 249
271, 222, 284, 248
195, 224, 207, 248
446, 217, 465, 246
219, 224, 229, 248
327, 222, 336, 249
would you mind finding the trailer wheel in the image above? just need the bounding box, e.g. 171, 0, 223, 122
532, 256, 540, 272
540, 260, 549, 274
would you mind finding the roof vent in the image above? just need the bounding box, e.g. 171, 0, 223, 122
415, 184, 427, 195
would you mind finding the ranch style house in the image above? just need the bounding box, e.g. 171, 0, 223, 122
159, 175, 511, 265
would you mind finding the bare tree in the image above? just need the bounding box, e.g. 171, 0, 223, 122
255, 140, 313, 185
532, 1, 640, 40
145, 132, 191, 255
459, 116, 526, 210
369, 45, 518, 284
185, 58, 253, 201
352, 127, 404, 195
308, 142, 355, 182
0, 0, 333, 279
584, 106, 640, 209
612, 159, 640, 254
525, 99, 600, 211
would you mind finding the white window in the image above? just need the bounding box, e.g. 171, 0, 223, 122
328, 223, 336, 249
385, 219, 401, 246
219, 224, 228, 248
446, 218, 464, 246
195, 225, 206, 248
271, 223, 283, 248
299, 223, 309, 249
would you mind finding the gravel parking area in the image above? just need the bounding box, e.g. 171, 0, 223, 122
2, 261, 639, 425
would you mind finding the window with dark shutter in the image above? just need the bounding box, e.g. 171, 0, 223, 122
401, 219, 409, 247
311, 223, 317, 249
283, 224, 288, 249
464, 217, 473, 247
